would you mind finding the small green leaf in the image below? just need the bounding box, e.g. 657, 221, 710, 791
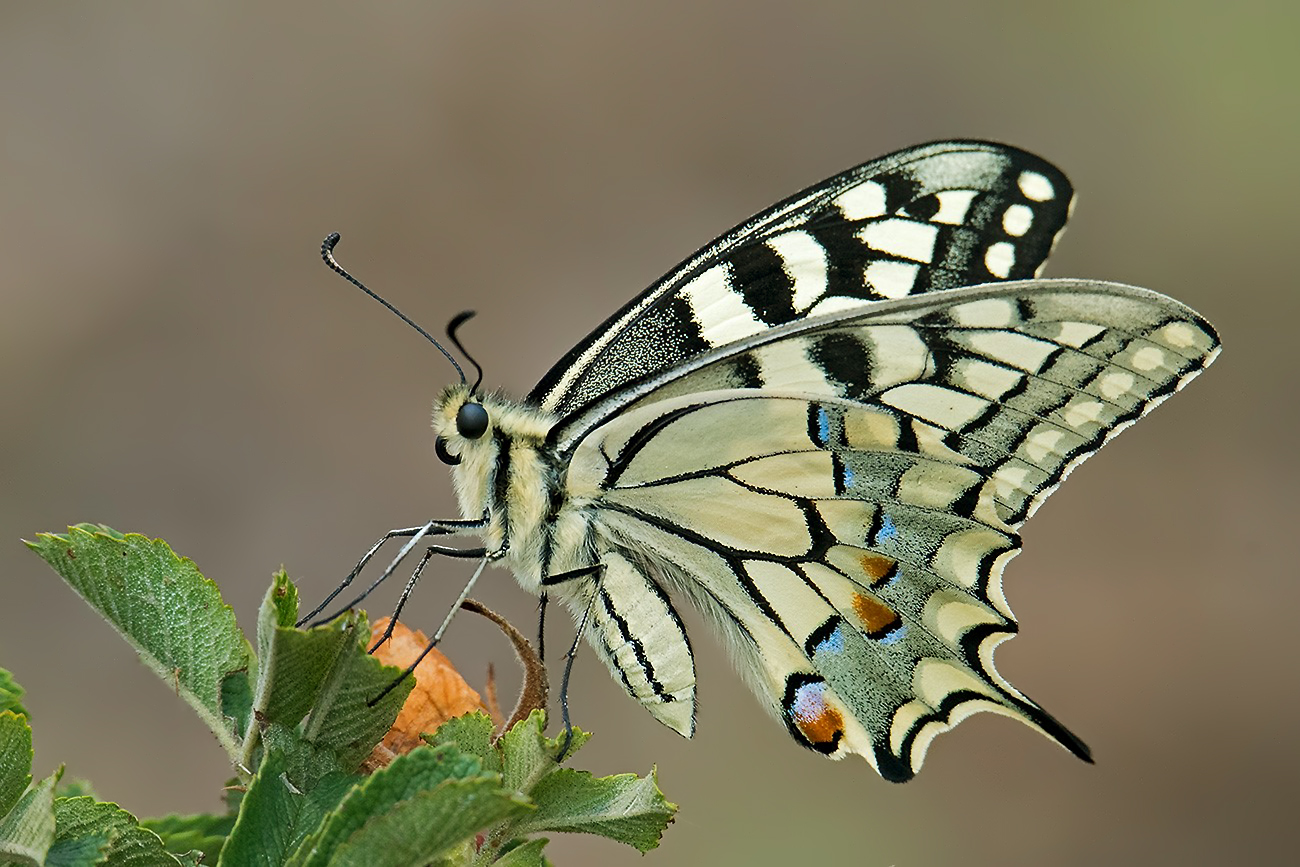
48, 796, 189, 867
510, 767, 676, 853
424, 712, 497, 774
0, 770, 57, 866
0, 671, 26, 719
539, 721, 592, 764
0, 713, 33, 819
498, 711, 583, 796
288, 743, 499, 867
252, 575, 359, 731
492, 837, 549, 867
26, 527, 251, 760
218, 749, 354, 867
324, 778, 529, 867
140, 812, 234, 864
295, 612, 411, 770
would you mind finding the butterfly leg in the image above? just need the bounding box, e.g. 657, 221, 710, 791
367, 553, 493, 707
298, 515, 487, 627
541, 563, 607, 760
367, 544, 488, 652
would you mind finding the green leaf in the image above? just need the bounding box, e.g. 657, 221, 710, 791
424, 712, 497, 774
0, 771, 57, 866
26, 526, 252, 760
218, 749, 354, 867
48, 796, 189, 867
0, 713, 33, 819
295, 612, 411, 771
492, 837, 549, 867
498, 711, 588, 797
0, 672, 26, 719
253, 574, 366, 728
239, 573, 369, 772
323, 777, 529, 867
140, 812, 234, 865
510, 767, 676, 853
288, 743, 507, 867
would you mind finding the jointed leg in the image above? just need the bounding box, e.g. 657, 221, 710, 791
367, 553, 493, 706
541, 563, 606, 761
298, 516, 485, 628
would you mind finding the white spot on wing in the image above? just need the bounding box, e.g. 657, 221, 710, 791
753, 340, 835, 393
1157, 321, 1198, 349
863, 325, 932, 386
859, 219, 939, 263
834, 180, 887, 219
1098, 370, 1136, 400
766, 230, 828, 313
1132, 345, 1167, 371
963, 330, 1058, 372
984, 241, 1015, 278
951, 298, 1015, 327
1055, 321, 1106, 348
930, 190, 978, 225
682, 263, 765, 345
1002, 203, 1033, 236
953, 358, 1023, 400
864, 259, 919, 299
1017, 171, 1055, 202
1023, 427, 1067, 463
1063, 398, 1105, 428
881, 383, 989, 429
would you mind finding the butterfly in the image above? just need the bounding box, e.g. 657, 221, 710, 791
319, 141, 1220, 782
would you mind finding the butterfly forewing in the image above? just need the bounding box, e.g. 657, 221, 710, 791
531, 141, 1074, 424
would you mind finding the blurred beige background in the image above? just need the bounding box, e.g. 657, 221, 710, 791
2, 2, 1294, 864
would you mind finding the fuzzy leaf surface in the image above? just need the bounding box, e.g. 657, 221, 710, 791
48, 796, 190, 867
288, 743, 508, 867
0, 713, 32, 820
0, 771, 56, 866
26, 526, 250, 759
509, 767, 676, 853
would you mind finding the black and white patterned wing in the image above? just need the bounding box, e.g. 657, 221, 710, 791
531, 141, 1073, 426
562, 280, 1219, 780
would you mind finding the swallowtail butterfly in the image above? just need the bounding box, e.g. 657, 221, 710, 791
320, 141, 1219, 781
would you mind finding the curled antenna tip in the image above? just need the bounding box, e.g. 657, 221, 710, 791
447, 310, 485, 393
317, 233, 467, 386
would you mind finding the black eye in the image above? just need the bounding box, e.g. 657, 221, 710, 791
456, 402, 489, 439
434, 435, 460, 465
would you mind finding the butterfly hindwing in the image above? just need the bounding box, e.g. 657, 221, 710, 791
558, 280, 1218, 778
552, 549, 698, 736
532, 141, 1074, 424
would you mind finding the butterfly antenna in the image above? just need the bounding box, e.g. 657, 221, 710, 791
445, 311, 484, 393
320, 233, 467, 385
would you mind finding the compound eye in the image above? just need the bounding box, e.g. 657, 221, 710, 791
456, 402, 489, 439
434, 435, 461, 465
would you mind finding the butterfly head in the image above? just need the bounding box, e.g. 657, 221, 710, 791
433, 384, 492, 467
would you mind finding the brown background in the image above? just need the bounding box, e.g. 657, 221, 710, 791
2, 3, 1294, 865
